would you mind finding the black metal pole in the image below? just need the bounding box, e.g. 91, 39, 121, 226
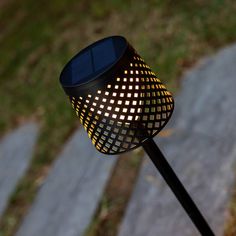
142, 138, 215, 236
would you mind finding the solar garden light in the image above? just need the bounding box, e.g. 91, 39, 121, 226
59, 36, 214, 236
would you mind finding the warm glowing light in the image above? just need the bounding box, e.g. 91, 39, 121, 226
92, 138, 96, 145
128, 116, 132, 121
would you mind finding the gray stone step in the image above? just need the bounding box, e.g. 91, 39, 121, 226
16, 128, 117, 236
118, 44, 236, 236
0, 122, 39, 217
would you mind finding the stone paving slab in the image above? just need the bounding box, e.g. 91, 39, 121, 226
174, 44, 236, 141
0, 122, 39, 217
118, 44, 236, 236
16, 128, 117, 236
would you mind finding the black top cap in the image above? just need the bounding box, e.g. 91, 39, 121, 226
60, 36, 129, 96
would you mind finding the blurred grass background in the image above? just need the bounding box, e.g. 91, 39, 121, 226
0, 0, 236, 235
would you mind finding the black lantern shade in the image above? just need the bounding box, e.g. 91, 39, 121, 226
60, 36, 174, 154
59, 36, 214, 236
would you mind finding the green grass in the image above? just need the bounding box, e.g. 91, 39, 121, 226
0, 0, 236, 235
85, 149, 144, 236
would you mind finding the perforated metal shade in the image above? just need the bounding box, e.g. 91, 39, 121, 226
59, 36, 174, 154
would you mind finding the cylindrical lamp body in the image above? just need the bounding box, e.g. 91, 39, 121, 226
60, 36, 174, 154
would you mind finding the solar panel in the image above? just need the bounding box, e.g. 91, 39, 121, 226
92, 38, 116, 72
71, 50, 93, 84
60, 36, 127, 86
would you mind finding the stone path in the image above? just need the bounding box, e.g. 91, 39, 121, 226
16, 128, 117, 236
0, 122, 39, 217
118, 44, 236, 236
